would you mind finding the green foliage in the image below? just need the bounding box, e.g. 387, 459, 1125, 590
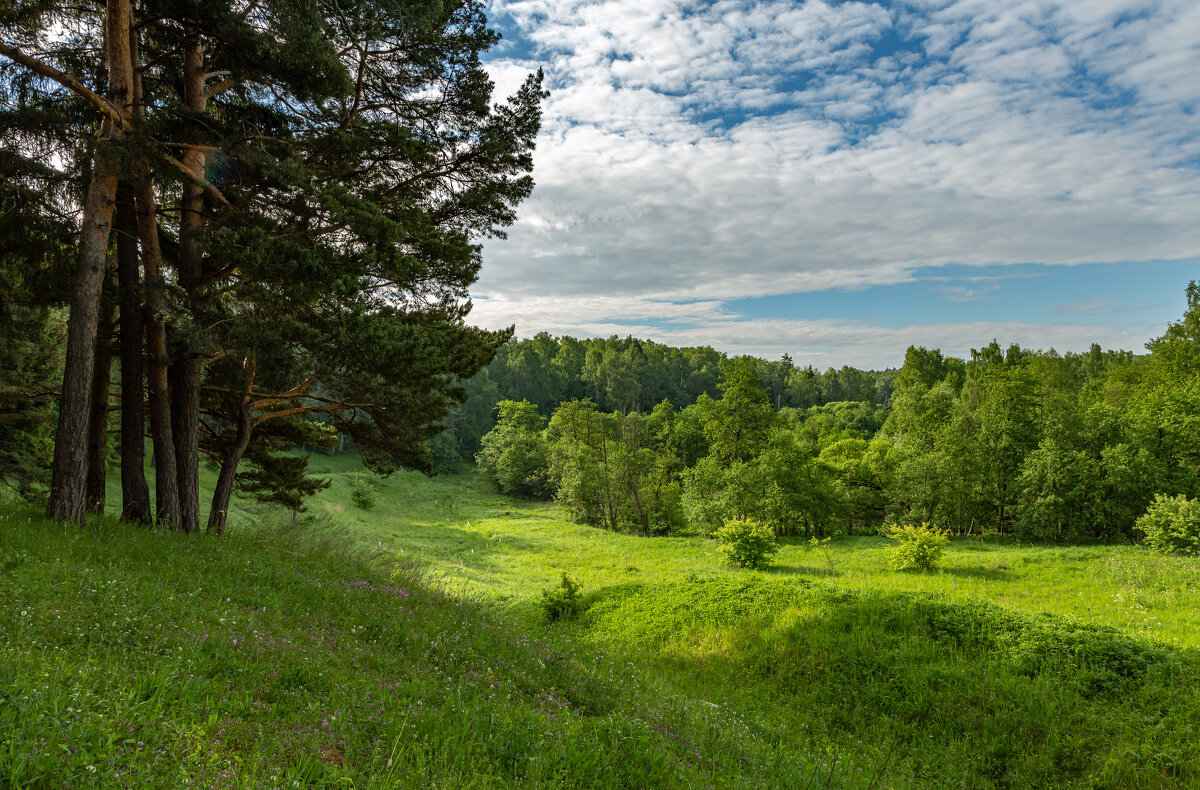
1136, 494, 1200, 555
818, 438, 897, 533
479, 336, 893, 430
887, 522, 950, 571
714, 518, 779, 569
476, 400, 554, 498
540, 572, 585, 622
547, 400, 683, 534
705, 359, 776, 465
350, 474, 377, 510
681, 432, 841, 539
1137, 281, 1200, 472
0, 182, 67, 500
787, 400, 888, 448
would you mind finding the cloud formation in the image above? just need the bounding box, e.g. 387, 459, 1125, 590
477, 0, 1200, 366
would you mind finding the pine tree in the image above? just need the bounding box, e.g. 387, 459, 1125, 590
2, 0, 544, 527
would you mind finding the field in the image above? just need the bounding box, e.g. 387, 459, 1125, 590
307, 455, 1200, 647
1, 455, 1198, 788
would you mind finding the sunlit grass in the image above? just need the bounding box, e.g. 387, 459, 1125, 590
6, 455, 1196, 788
304, 458, 1200, 648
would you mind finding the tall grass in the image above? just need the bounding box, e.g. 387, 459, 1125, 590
0, 503, 823, 788
585, 574, 1200, 788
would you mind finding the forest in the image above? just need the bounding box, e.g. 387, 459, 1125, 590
471, 290, 1200, 544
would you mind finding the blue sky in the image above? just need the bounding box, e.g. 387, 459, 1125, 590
472, 0, 1200, 368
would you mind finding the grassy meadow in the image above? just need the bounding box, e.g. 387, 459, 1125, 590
1, 454, 1198, 788
306, 455, 1200, 648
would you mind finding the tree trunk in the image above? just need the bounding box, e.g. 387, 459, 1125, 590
85, 296, 116, 514
170, 359, 201, 532
46, 0, 134, 524
171, 36, 210, 534
208, 393, 254, 536
114, 183, 152, 524
48, 153, 119, 523
135, 178, 181, 530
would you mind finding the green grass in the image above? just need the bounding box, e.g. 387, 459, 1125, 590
5, 455, 1200, 788
303, 457, 1200, 648
0, 502, 822, 788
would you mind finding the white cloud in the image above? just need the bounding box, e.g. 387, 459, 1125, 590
468, 293, 1163, 368
478, 0, 1200, 365
1057, 297, 1116, 315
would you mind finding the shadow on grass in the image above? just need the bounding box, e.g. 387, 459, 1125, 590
766, 564, 842, 578
937, 565, 1014, 581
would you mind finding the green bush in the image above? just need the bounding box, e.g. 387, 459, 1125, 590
713, 518, 778, 570
350, 475, 377, 510
540, 572, 585, 622
886, 522, 949, 571
1136, 493, 1200, 555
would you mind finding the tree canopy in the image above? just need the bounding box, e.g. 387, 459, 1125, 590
1, 0, 544, 528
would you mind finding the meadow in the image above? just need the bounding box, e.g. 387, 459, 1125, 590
1, 455, 1198, 788
307, 456, 1200, 648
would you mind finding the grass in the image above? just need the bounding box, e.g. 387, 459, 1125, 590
3, 453, 1199, 787
303, 456, 1200, 648
0, 501, 821, 788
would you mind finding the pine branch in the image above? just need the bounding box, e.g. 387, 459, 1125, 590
0, 41, 131, 133
0, 43, 232, 210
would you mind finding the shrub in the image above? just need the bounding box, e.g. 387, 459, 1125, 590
350, 475, 377, 510
713, 518, 778, 570
887, 522, 949, 571
540, 573, 585, 622
1136, 494, 1200, 555
476, 400, 554, 499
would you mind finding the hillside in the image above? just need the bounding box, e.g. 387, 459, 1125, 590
0, 499, 799, 788
4, 460, 1200, 788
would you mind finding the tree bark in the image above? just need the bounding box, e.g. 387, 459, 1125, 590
171, 36, 209, 534
135, 178, 181, 530
126, 18, 181, 531
115, 183, 152, 524
85, 296, 116, 514
169, 359, 200, 532
46, 0, 134, 524
208, 393, 254, 536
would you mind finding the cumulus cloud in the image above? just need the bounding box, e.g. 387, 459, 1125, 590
477, 0, 1200, 366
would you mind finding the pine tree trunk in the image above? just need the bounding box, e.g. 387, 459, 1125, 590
171, 37, 209, 534
85, 297, 116, 514
46, 0, 134, 524
208, 394, 254, 536
135, 179, 181, 530
115, 183, 152, 524
48, 155, 119, 523
170, 360, 201, 532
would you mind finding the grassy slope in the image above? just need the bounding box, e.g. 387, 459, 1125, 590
304, 457, 1200, 788
3, 455, 1199, 788
0, 502, 813, 789
305, 456, 1200, 648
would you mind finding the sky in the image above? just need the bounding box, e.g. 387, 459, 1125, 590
473, 0, 1200, 369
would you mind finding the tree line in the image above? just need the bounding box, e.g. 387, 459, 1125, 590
477, 285, 1200, 542
0, 0, 543, 530
431, 333, 896, 468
